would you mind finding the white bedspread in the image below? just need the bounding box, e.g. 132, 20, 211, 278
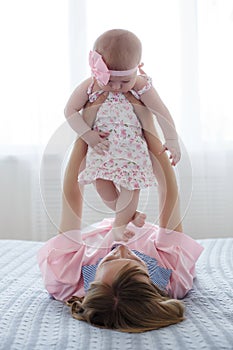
0, 238, 233, 350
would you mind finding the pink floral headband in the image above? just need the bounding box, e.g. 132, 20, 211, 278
89, 50, 142, 85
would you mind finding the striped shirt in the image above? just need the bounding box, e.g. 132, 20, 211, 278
82, 249, 172, 293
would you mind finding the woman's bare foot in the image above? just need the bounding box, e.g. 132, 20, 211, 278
111, 226, 135, 242
131, 211, 146, 227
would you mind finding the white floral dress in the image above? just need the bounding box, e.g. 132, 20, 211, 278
78, 78, 156, 190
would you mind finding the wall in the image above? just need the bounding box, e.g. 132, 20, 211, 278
0, 151, 232, 241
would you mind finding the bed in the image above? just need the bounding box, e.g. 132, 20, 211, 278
0, 237, 233, 350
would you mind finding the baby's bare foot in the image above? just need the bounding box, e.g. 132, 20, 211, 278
132, 211, 146, 227
111, 226, 135, 242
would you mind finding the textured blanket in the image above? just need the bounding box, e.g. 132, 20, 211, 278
0, 238, 233, 350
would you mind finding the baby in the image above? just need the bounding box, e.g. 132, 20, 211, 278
64, 29, 180, 241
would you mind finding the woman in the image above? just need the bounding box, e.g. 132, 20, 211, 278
37, 114, 203, 332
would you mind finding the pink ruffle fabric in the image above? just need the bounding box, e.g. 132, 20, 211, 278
37, 219, 204, 301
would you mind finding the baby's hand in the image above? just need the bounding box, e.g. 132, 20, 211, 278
82, 130, 110, 155
159, 139, 181, 166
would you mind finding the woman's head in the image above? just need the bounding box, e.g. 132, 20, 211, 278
67, 245, 185, 332
94, 244, 149, 284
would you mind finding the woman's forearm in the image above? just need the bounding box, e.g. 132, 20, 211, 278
59, 138, 87, 232
143, 120, 182, 232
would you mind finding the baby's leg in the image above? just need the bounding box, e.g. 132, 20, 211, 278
95, 179, 146, 228
111, 187, 140, 241
95, 179, 119, 210
131, 211, 147, 227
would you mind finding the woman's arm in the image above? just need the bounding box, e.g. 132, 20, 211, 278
60, 87, 111, 232
134, 103, 182, 232
58, 79, 92, 232
59, 137, 87, 232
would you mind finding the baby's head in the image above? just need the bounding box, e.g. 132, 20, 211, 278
93, 29, 142, 70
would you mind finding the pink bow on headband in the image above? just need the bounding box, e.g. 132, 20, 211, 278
89, 50, 110, 85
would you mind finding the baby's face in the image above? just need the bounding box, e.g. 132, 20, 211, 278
98, 72, 137, 93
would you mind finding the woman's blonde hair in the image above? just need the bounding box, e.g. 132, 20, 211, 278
66, 264, 185, 333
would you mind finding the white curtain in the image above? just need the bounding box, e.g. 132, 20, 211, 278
0, 0, 232, 240
0, 0, 71, 240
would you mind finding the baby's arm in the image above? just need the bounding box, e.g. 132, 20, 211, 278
64, 78, 92, 135
135, 77, 181, 165
64, 78, 109, 155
